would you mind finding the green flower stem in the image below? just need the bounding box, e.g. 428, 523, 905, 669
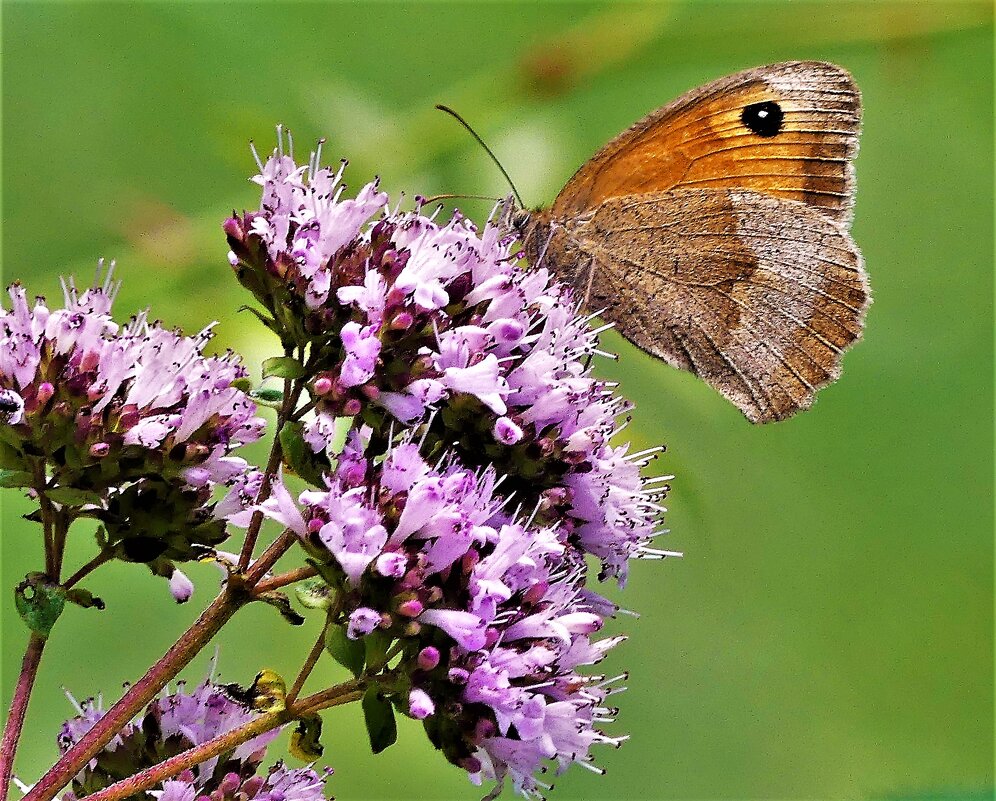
62, 550, 113, 590
238, 357, 306, 572
287, 615, 334, 705
70, 682, 363, 801
0, 633, 47, 801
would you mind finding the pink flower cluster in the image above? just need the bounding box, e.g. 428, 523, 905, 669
59, 676, 328, 801
249, 436, 629, 797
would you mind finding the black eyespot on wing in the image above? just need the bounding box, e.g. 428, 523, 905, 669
741, 101, 783, 137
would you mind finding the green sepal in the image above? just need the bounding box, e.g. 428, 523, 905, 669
326, 624, 365, 679
232, 377, 252, 393
362, 686, 398, 754
289, 714, 324, 761
296, 579, 334, 610
44, 486, 103, 506
262, 355, 307, 381
256, 590, 306, 626
0, 469, 34, 488
15, 573, 66, 637
66, 587, 106, 610
280, 422, 329, 487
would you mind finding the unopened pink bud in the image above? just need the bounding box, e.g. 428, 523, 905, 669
36, 383, 54, 405
342, 397, 362, 416
313, 376, 333, 396
89, 442, 110, 457
397, 598, 424, 618
416, 646, 440, 671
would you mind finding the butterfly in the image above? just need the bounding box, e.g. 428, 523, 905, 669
513, 61, 870, 423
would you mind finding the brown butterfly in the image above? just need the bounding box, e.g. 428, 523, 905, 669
513, 61, 870, 423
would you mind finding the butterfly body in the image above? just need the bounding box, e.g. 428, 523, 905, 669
515, 61, 870, 423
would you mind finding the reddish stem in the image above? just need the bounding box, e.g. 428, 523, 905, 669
253, 564, 317, 595
0, 633, 47, 801
77, 708, 289, 801
75, 682, 362, 801
23, 589, 245, 801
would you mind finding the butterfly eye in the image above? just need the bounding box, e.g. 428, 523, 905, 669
741, 100, 784, 137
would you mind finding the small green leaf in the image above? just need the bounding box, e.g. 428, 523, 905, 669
256, 590, 306, 626
364, 629, 394, 670
15, 573, 67, 637
250, 387, 285, 407
250, 669, 288, 713
0, 469, 34, 488
289, 714, 324, 761
362, 687, 397, 754
66, 587, 106, 610
232, 377, 252, 393
280, 422, 328, 486
326, 624, 365, 678
238, 305, 280, 333
296, 579, 334, 610
0, 441, 26, 470
262, 356, 307, 381
306, 558, 342, 587
44, 486, 103, 506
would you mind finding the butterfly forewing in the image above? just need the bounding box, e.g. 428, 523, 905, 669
550, 61, 861, 224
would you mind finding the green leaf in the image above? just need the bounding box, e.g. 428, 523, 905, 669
256, 590, 306, 626
0, 469, 34, 488
364, 629, 394, 670
296, 579, 334, 610
306, 558, 343, 587
15, 573, 67, 637
237, 304, 279, 333
44, 486, 103, 506
0, 441, 26, 470
289, 714, 324, 761
66, 587, 106, 610
279, 422, 328, 486
326, 624, 365, 679
250, 387, 285, 407
362, 687, 397, 754
262, 355, 306, 380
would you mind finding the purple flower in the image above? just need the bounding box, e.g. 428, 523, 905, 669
347, 607, 382, 639
254, 440, 636, 797
57, 670, 332, 801
408, 688, 435, 720
0, 267, 265, 599
225, 142, 671, 585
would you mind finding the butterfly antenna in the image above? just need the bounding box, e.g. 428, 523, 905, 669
435, 104, 524, 207
421, 192, 502, 205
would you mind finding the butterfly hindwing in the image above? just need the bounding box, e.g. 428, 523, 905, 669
542, 188, 869, 423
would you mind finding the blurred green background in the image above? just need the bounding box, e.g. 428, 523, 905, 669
1, 2, 992, 800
